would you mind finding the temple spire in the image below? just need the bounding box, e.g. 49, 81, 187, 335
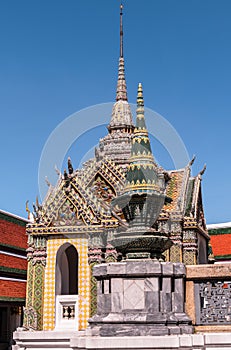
125, 83, 159, 193
116, 3, 128, 101
97, 2, 133, 168
120, 3, 123, 58
136, 83, 148, 132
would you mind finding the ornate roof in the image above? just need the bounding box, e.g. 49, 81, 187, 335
162, 163, 207, 234
27, 158, 126, 235
27, 4, 208, 252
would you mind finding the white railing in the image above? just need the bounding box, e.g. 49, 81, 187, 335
55, 295, 78, 330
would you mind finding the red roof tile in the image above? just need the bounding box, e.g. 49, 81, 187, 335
210, 234, 231, 257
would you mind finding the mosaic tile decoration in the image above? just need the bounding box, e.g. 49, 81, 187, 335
25, 260, 33, 307
183, 249, 196, 265
89, 262, 98, 317
23, 259, 34, 327
33, 264, 45, 330
43, 235, 89, 330
170, 244, 181, 263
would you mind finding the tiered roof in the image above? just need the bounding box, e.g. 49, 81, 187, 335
27, 3, 209, 263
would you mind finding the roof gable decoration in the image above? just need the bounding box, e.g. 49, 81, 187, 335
183, 163, 206, 221
28, 157, 127, 229
82, 158, 125, 191
162, 155, 206, 220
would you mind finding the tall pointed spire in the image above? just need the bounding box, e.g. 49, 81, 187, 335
120, 3, 123, 58
116, 3, 128, 101
107, 2, 133, 132
131, 83, 154, 163
96, 2, 134, 169
125, 83, 161, 193
135, 83, 149, 136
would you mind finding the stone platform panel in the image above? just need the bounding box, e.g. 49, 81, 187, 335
13, 330, 231, 350
90, 260, 192, 337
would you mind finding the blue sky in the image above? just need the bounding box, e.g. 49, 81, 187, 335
0, 0, 231, 224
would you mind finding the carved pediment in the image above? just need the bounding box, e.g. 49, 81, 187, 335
53, 199, 85, 226
88, 175, 116, 204
31, 158, 126, 229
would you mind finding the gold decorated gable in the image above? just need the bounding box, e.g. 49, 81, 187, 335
28, 159, 126, 234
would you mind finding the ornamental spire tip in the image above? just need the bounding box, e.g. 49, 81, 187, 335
137, 83, 144, 106
120, 2, 123, 58
116, 2, 127, 101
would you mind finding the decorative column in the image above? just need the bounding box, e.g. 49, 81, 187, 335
183, 218, 198, 264
88, 238, 107, 318
23, 234, 47, 330
169, 213, 184, 263
88, 231, 118, 317
88, 250, 101, 318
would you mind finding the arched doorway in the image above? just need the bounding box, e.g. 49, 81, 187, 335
55, 243, 78, 296
55, 243, 79, 330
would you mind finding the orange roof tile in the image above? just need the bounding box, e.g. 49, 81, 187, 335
210, 234, 231, 257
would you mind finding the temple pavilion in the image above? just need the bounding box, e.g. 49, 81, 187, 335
23, 4, 210, 332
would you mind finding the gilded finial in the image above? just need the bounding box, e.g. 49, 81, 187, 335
135, 83, 148, 133
137, 83, 144, 106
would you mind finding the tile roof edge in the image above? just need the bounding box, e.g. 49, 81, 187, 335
207, 222, 231, 229
0, 209, 28, 223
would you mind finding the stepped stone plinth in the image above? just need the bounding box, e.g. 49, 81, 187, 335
88, 260, 193, 336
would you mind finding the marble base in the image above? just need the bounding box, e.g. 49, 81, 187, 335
13, 330, 231, 350
89, 260, 193, 336
89, 311, 193, 337
90, 322, 193, 337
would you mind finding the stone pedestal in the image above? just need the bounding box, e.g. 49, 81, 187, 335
88, 260, 193, 336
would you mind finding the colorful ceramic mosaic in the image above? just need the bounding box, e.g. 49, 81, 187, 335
23, 235, 46, 330
25, 260, 33, 307
89, 262, 98, 317
33, 264, 45, 329
170, 244, 182, 263
43, 235, 89, 330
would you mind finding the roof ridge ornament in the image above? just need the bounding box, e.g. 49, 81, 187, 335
198, 164, 206, 176
188, 155, 196, 167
